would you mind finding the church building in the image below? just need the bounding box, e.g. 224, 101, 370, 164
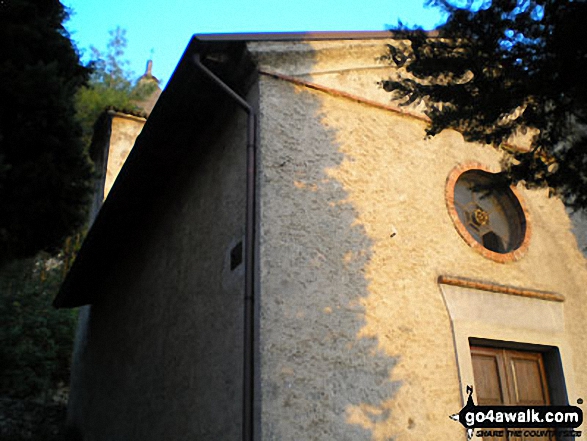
55, 32, 587, 441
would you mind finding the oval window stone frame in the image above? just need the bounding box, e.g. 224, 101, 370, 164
445, 163, 532, 263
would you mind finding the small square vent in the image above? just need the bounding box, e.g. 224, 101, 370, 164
230, 241, 243, 270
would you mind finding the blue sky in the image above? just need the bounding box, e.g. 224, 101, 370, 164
62, 0, 446, 87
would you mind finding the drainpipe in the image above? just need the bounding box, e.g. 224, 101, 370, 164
193, 54, 257, 441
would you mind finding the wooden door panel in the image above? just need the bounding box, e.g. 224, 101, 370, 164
471, 347, 508, 441
506, 351, 549, 406
470, 346, 553, 441
472, 351, 506, 405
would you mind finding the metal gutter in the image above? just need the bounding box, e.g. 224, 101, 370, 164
192, 54, 257, 441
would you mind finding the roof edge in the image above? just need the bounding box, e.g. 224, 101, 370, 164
193, 30, 439, 42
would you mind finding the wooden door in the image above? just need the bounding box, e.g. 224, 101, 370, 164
470, 346, 552, 441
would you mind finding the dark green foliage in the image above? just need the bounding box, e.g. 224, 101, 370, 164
0, 397, 68, 441
383, 0, 587, 209
0, 0, 93, 263
0, 255, 75, 436
0, 256, 77, 399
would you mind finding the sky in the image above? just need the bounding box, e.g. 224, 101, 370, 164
62, 0, 447, 88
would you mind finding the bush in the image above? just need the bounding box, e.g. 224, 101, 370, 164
0, 256, 77, 399
0, 397, 68, 441
0, 252, 78, 439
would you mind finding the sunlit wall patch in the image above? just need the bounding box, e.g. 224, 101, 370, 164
445, 163, 531, 263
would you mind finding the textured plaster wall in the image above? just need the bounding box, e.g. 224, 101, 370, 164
253, 40, 587, 441
104, 114, 146, 198
67, 104, 248, 440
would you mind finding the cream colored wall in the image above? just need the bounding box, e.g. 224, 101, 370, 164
104, 113, 146, 198
252, 39, 587, 441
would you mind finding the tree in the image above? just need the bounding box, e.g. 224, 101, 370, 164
0, 0, 93, 264
75, 27, 157, 149
383, 0, 587, 209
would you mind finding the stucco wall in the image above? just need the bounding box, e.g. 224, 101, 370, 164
67, 102, 249, 440
253, 39, 587, 441
105, 113, 146, 198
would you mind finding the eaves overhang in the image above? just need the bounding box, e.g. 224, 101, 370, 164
192, 30, 437, 42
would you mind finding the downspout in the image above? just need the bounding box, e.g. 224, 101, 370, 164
192, 54, 257, 441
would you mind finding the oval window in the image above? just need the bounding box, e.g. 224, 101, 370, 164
453, 170, 526, 253
447, 166, 531, 262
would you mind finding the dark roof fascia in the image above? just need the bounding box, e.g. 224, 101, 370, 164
195, 31, 393, 42
193, 30, 438, 42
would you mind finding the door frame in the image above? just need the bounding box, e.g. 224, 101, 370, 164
438, 281, 577, 409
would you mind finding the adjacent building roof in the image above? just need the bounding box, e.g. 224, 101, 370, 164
135, 60, 162, 116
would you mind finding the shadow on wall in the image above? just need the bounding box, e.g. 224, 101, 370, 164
259, 43, 402, 440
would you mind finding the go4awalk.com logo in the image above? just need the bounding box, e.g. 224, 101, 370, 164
450, 386, 583, 440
